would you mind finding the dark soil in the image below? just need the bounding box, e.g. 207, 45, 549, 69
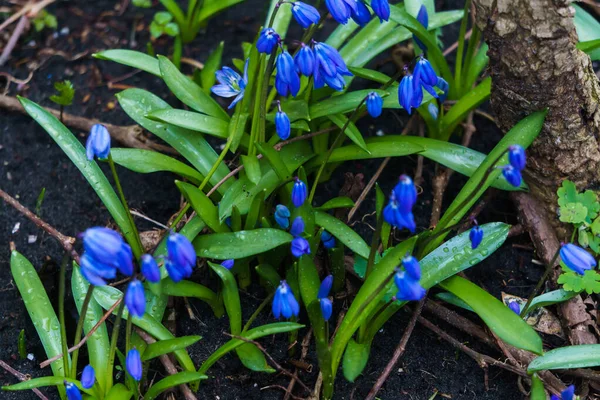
0, 0, 565, 399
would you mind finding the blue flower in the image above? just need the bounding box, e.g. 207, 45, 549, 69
82, 227, 123, 261
274, 205, 291, 229
508, 301, 521, 315
399, 73, 423, 114
291, 237, 311, 258
394, 271, 425, 301
502, 165, 522, 187
318, 275, 333, 299
551, 385, 575, 400
435, 77, 449, 102
292, 178, 308, 207
141, 254, 160, 283
560, 243, 596, 275
469, 225, 484, 250
393, 175, 417, 214
86, 124, 111, 161
276, 50, 301, 97
383, 194, 416, 233
371, 0, 390, 22
275, 104, 291, 140
79, 227, 134, 285
125, 279, 145, 318
294, 43, 315, 76
320, 298, 333, 321
508, 145, 526, 171
414, 5, 429, 52
256, 28, 280, 53
366, 92, 383, 118
81, 365, 95, 389
413, 57, 438, 87
211, 59, 249, 109
65, 382, 82, 400
321, 230, 336, 249
351, 1, 371, 26
115, 242, 134, 276
292, 2, 321, 28
272, 281, 300, 319
166, 232, 196, 282
428, 102, 439, 120
221, 259, 234, 269
79, 252, 117, 286
402, 254, 421, 280
290, 216, 305, 237
313, 41, 351, 79
325, 0, 357, 24
126, 348, 142, 381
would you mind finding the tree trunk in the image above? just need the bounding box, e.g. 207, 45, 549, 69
471, 0, 600, 235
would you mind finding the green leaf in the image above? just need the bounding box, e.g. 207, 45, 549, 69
177, 181, 229, 233
105, 383, 133, 400
441, 77, 490, 139
255, 264, 281, 289
158, 55, 229, 120
194, 229, 294, 259
164, 22, 179, 36
93, 50, 160, 76
111, 148, 204, 184
558, 270, 600, 294
149, 21, 164, 38
11, 251, 67, 377
557, 180, 600, 223
198, 322, 304, 375
435, 292, 474, 312
229, 111, 250, 153
154, 11, 173, 25
430, 110, 546, 250
528, 344, 600, 373
161, 280, 223, 316
557, 180, 578, 205
298, 256, 321, 307
143, 372, 207, 400
197, 0, 245, 23
49, 80, 75, 106
348, 67, 391, 85
310, 89, 390, 119
440, 276, 543, 354
328, 114, 369, 153
574, 4, 600, 61
316, 196, 355, 211
530, 374, 546, 400
72, 269, 110, 393
2, 377, 89, 394
522, 289, 579, 315
18, 97, 141, 257
242, 155, 262, 185
342, 339, 370, 382
559, 202, 588, 224
255, 142, 290, 181
578, 38, 600, 55
314, 211, 370, 259
93, 286, 196, 373
201, 42, 225, 94
117, 89, 233, 194
142, 336, 202, 361
146, 109, 230, 139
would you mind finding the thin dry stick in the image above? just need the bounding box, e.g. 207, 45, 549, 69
365, 298, 427, 400
224, 333, 312, 394
0, 360, 49, 400
347, 115, 417, 222
0, 0, 56, 33
284, 328, 313, 400
0, 187, 79, 262
443, 29, 473, 56
136, 329, 198, 400
39, 298, 122, 368
0, 16, 28, 66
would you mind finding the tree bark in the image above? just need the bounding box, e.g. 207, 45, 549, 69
471, 0, 600, 233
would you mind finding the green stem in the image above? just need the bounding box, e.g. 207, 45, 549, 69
308, 98, 367, 203
106, 298, 125, 390
70, 285, 95, 378
454, 0, 471, 93
249, 55, 266, 155
520, 248, 561, 317
365, 214, 384, 278
242, 291, 275, 333
173, 34, 183, 70
58, 252, 70, 377
107, 153, 142, 256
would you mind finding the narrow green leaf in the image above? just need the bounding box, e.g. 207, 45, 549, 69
197, 0, 244, 22
93, 50, 160, 76
209, 262, 242, 334
244, 190, 265, 230
229, 112, 250, 153
117, 89, 233, 194
435, 292, 474, 312
328, 114, 369, 153
146, 109, 230, 139
315, 211, 371, 259
194, 229, 294, 259
161, 280, 223, 316
2, 377, 89, 393
574, 4, 600, 61
523, 289, 579, 315
11, 251, 67, 377
198, 322, 304, 374
177, 181, 229, 233
105, 383, 133, 400
201, 41, 224, 94
530, 374, 546, 400
144, 372, 207, 400
255, 264, 281, 289
440, 276, 543, 354
18, 97, 141, 257
578, 38, 600, 54
241, 155, 262, 185
316, 196, 355, 211
111, 148, 204, 184
298, 256, 321, 307
142, 336, 201, 361
528, 344, 600, 373
158, 55, 229, 120
310, 89, 389, 119
255, 142, 290, 181
441, 77, 491, 139
342, 339, 370, 382
463, 42, 489, 93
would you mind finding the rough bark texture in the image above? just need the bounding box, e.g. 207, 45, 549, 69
472, 0, 600, 230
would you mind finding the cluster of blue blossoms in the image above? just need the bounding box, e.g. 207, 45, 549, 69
398, 56, 448, 115
383, 175, 417, 233
394, 254, 425, 301
551, 385, 576, 400
85, 124, 111, 160
65, 364, 95, 399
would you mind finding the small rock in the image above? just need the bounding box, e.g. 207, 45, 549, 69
28, 235, 38, 244
12, 222, 20, 234
27, 354, 34, 361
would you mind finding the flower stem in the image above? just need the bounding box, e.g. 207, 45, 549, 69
107, 153, 142, 256
58, 252, 71, 377
520, 248, 561, 317
242, 291, 275, 333
70, 285, 95, 378
106, 297, 125, 390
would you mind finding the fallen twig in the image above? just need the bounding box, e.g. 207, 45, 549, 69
0, 360, 49, 399
0, 0, 56, 33
0, 16, 28, 66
